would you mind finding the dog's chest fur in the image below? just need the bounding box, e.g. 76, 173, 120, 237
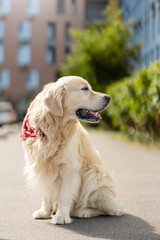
24, 119, 81, 193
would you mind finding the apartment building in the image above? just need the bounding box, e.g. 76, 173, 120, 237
120, 0, 160, 68
0, 0, 118, 114
0, 0, 85, 111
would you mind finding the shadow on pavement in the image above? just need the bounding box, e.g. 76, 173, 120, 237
50, 214, 160, 240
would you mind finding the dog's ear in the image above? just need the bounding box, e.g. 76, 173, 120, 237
44, 84, 67, 116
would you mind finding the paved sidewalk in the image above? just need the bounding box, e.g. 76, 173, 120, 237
0, 129, 160, 240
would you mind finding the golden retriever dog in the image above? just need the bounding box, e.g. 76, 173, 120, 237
21, 76, 124, 224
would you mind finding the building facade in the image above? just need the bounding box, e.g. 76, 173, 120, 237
0, 0, 86, 112
120, 0, 160, 68
0, 0, 118, 114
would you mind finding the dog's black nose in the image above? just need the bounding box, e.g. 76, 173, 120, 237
104, 95, 111, 103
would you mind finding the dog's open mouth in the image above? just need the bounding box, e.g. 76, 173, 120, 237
76, 109, 102, 122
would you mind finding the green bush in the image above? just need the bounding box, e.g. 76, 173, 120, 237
105, 61, 160, 141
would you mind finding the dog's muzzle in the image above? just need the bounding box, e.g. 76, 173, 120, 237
76, 95, 111, 123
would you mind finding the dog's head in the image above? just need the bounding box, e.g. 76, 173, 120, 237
44, 76, 110, 123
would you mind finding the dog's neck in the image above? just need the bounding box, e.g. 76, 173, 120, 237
28, 108, 77, 140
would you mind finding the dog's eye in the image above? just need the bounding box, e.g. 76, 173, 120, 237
81, 86, 89, 91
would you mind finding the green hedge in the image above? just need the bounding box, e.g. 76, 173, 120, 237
105, 61, 160, 141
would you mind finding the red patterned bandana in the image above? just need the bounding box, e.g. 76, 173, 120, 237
21, 115, 46, 140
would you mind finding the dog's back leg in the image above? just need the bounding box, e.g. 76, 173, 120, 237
74, 208, 104, 218
88, 188, 124, 216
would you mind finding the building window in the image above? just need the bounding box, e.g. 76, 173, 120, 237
46, 23, 56, 64
66, 23, 71, 44
27, 0, 40, 17
158, 5, 160, 35
0, 69, 10, 90
151, 49, 154, 61
152, 6, 155, 40
18, 21, 31, 66
46, 46, 55, 64
148, 53, 150, 66
0, 43, 4, 63
85, 0, 106, 22
0, 0, 11, 16
0, 20, 4, 63
18, 44, 31, 66
0, 19, 4, 40
18, 21, 31, 42
47, 23, 56, 45
157, 46, 160, 60
57, 0, 65, 14
65, 23, 71, 54
144, 18, 147, 45
26, 70, 39, 91
71, 0, 76, 15
147, 16, 150, 44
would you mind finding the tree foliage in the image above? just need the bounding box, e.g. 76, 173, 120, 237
60, 9, 141, 91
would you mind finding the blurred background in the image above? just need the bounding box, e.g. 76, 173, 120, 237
0, 0, 160, 143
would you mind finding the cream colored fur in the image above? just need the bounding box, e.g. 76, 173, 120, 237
23, 76, 124, 224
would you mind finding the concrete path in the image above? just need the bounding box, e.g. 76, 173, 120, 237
0, 127, 160, 240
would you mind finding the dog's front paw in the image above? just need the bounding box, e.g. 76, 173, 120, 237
51, 214, 73, 224
33, 209, 51, 219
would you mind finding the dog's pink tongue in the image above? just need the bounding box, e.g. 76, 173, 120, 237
89, 110, 102, 119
